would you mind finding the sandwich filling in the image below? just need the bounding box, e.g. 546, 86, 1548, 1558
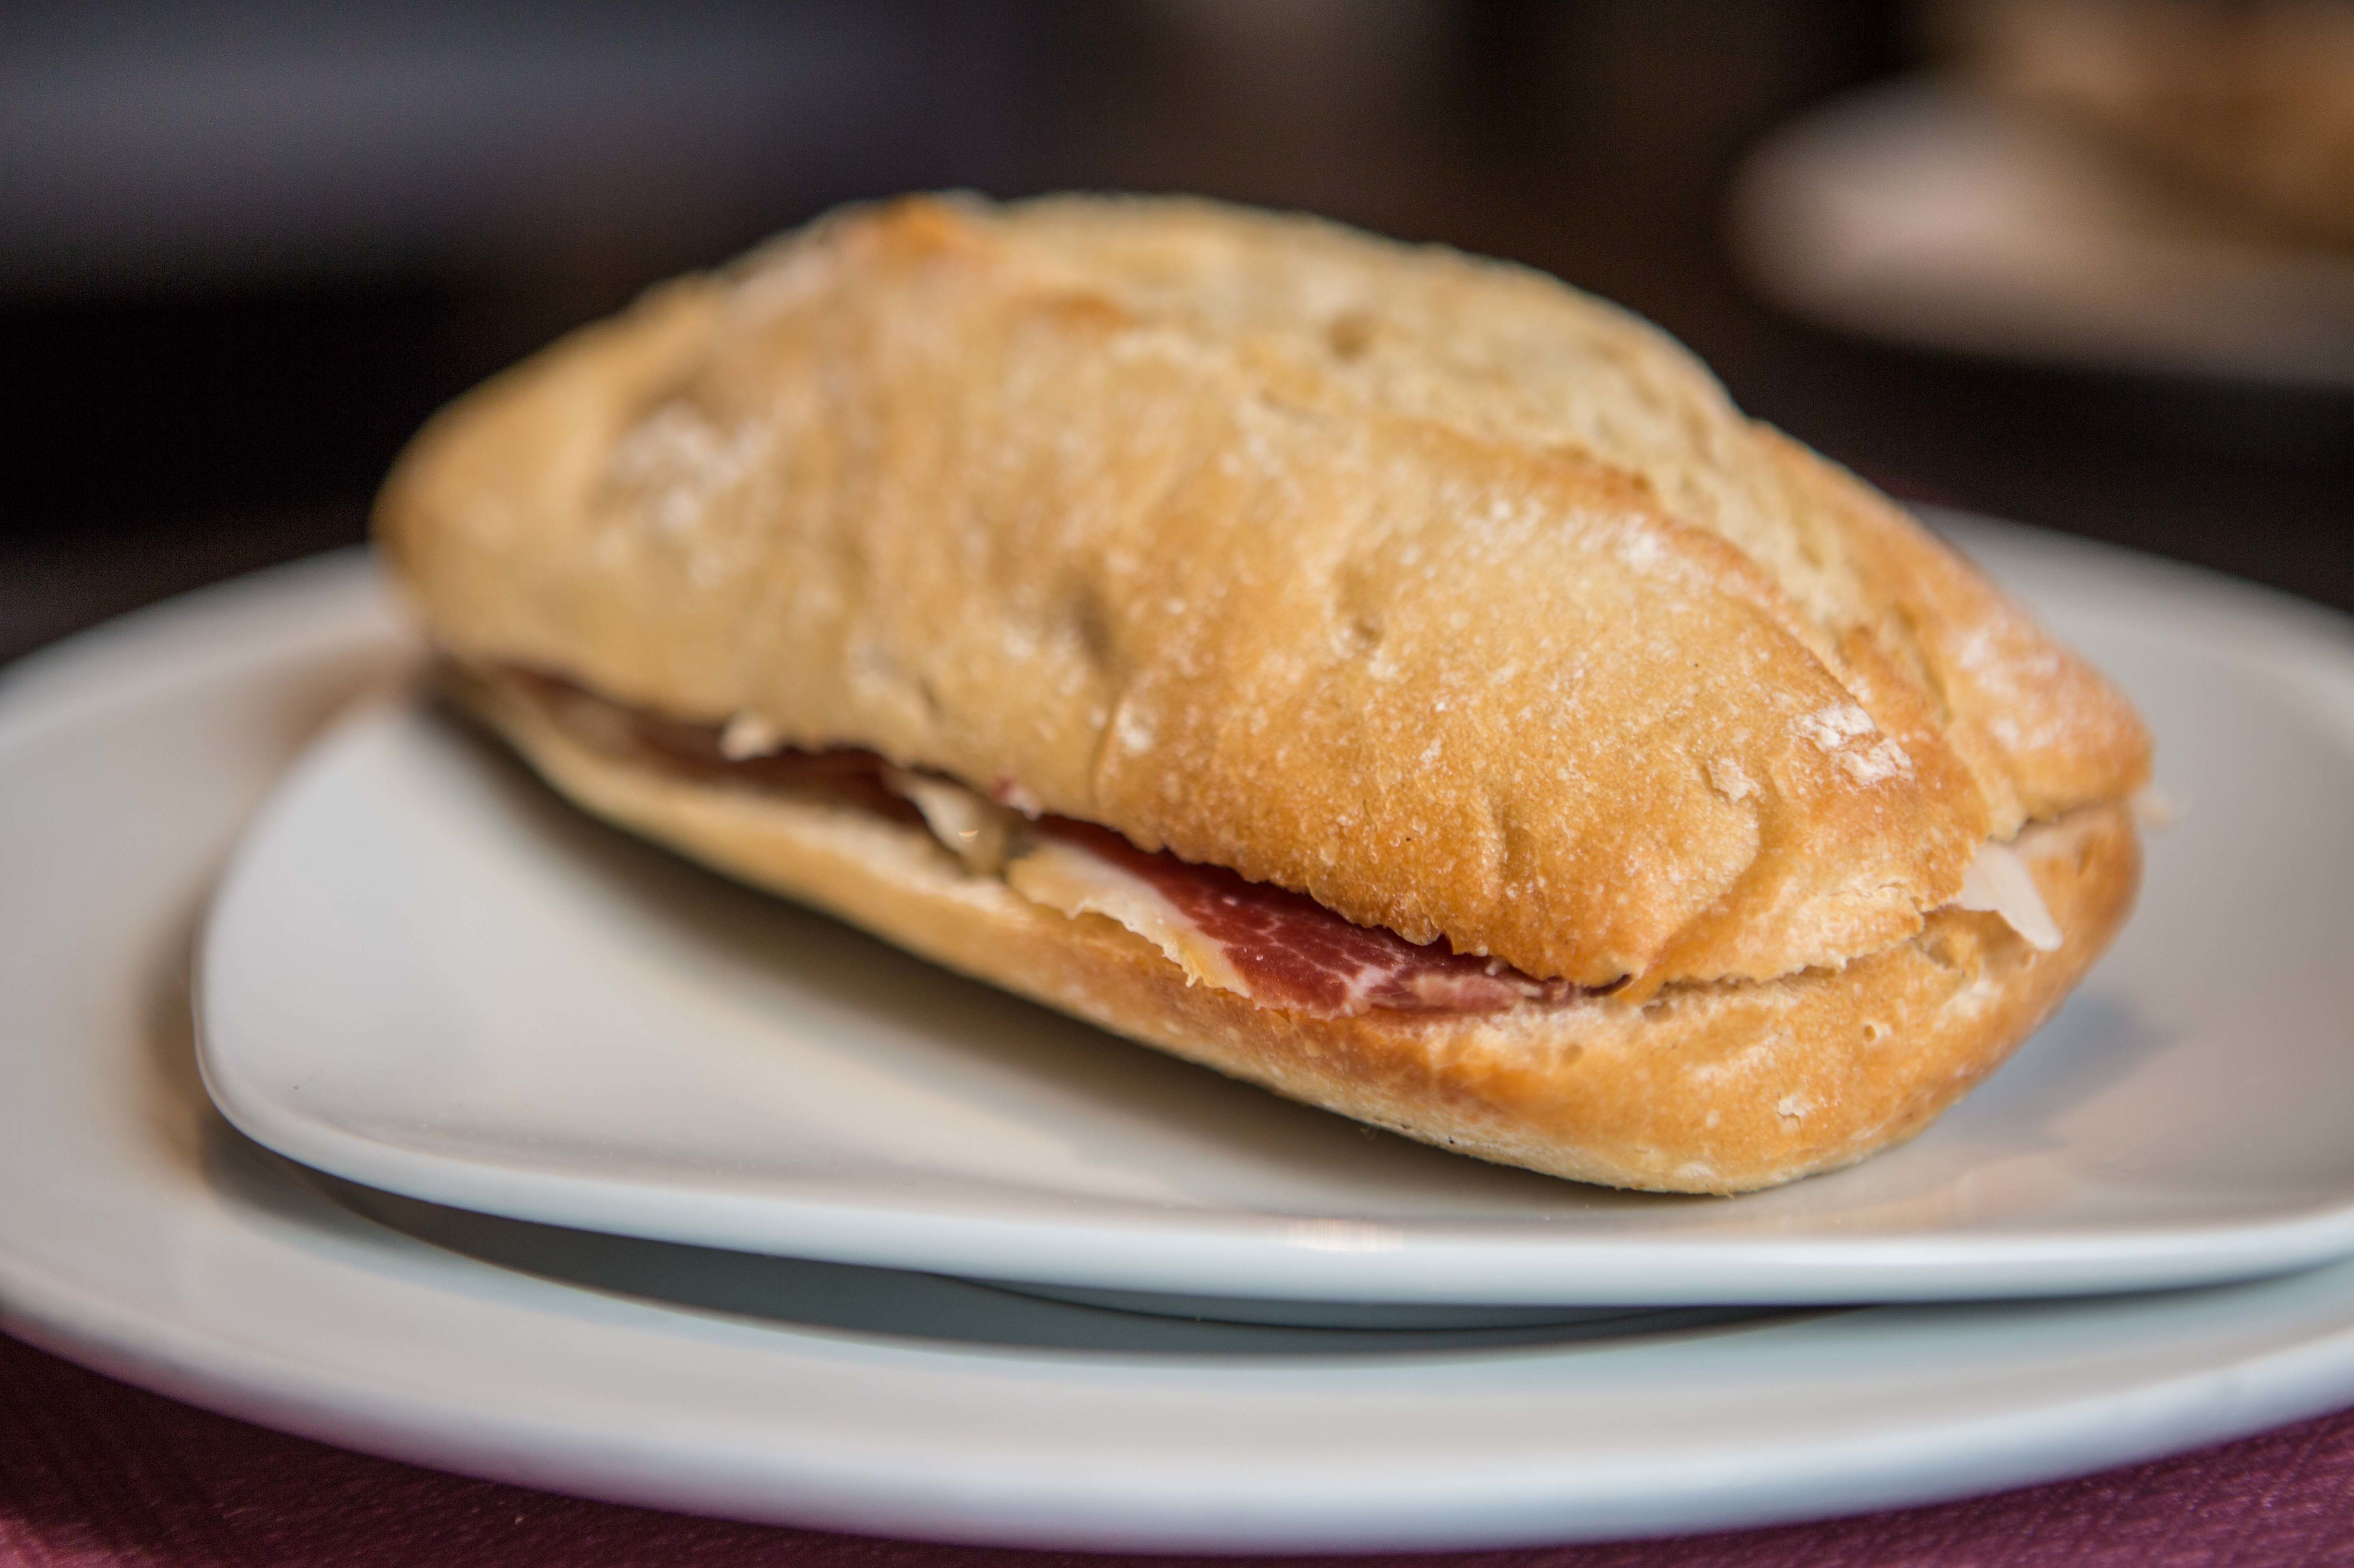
493, 665, 2060, 1018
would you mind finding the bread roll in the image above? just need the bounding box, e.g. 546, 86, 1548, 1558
378, 194, 2150, 1192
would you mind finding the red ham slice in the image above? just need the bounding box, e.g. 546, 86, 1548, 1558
1030, 820, 1572, 1017
500, 666, 1580, 1018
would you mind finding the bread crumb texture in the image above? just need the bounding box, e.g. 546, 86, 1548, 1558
379, 193, 2150, 990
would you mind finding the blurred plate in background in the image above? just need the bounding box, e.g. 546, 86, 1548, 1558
1733, 81, 2354, 389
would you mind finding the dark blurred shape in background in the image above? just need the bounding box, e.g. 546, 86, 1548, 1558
2, 0, 2346, 662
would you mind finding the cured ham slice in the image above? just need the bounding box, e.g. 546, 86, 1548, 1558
499, 665, 2063, 1014
500, 667, 1575, 1018
1013, 819, 1570, 1019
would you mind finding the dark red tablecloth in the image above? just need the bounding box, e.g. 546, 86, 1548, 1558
5, 1331, 2352, 1566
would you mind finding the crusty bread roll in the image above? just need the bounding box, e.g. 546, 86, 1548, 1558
378, 194, 2150, 1193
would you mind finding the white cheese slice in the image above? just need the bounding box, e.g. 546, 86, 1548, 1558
2132, 785, 2182, 832
718, 712, 785, 760
882, 769, 1251, 994
1003, 836, 1252, 996
1954, 838, 2063, 952
885, 768, 1017, 874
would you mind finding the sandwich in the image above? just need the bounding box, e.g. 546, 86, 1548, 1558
376, 194, 2150, 1193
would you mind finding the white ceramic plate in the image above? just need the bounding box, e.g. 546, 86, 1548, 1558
11, 550, 2354, 1551
194, 519, 2354, 1306
1733, 82, 2354, 387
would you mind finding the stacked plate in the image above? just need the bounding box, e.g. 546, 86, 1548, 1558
1733, 82, 2354, 391
8, 515, 2354, 1552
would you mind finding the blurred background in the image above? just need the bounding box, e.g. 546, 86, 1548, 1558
5, 0, 2349, 663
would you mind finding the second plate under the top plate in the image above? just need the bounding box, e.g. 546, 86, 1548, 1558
197, 518, 2354, 1305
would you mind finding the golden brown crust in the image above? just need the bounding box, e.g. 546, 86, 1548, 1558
379, 194, 2148, 990
1757, 429, 2152, 833
456, 666, 2140, 1194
